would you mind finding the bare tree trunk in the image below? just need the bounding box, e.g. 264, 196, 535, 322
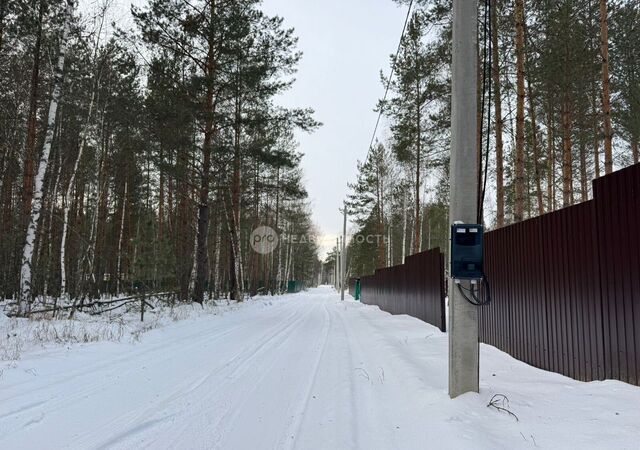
591, 86, 601, 178
476, 46, 482, 220
116, 181, 128, 296
408, 209, 414, 258
284, 222, 293, 285
599, 0, 613, 174
226, 185, 243, 301
18, 0, 72, 315
401, 191, 407, 262
273, 167, 281, 293
158, 146, 164, 241
88, 120, 109, 295
176, 149, 191, 301
492, 0, 505, 227
0, 0, 8, 51
561, 95, 573, 207
546, 98, 556, 211
514, 0, 526, 222
22, 0, 45, 220
387, 222, 392, 266
276, 225, 283, 293
526, 83, 544, 215
414, 81, 422, 254
375, 159, 385, 267
60, 91, 97, 300
590, 6, 602, 180
61, 2, 110, 301
167, 171, 174, 234
43, 152, 62, 300
632, 139, 639, 164
194, 0, 217, 304
213, 210, 221, 299
579, 140, 588, 202
193, 125, 212, 303
523, 21, 544, 216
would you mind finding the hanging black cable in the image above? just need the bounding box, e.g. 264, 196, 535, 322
364, 0, 415, 166
477, 0, 492, 224
456, 278, 491, 307
481, 0, 492, 222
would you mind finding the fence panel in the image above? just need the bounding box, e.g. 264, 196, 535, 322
357, 248, 446, 332
594, 163, 640, 385
481, 162, 639, 385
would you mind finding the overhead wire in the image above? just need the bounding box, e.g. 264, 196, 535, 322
478, 0, 492, 224
363, 0, 415, 167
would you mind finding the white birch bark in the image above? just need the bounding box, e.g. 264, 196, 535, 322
60, 4, 107, 299
283, 223, 293, 287
86, 134, 106, 286
419, 199, 425, 252
116, 181, 128, 296
18, 0, 73, 315
222, 189, 243, 300
387, 223, 392, 266
189, 221, 198, 292
235, 220, 244, 295
213, 218, 221, 299
275, 222, 283, 293
43, 152, 62, 299
402, 190, 408, 262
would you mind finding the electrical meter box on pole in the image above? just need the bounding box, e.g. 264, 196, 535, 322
451, 224, 484, 280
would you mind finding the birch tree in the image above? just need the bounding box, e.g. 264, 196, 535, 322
18, 0, 73, 315
60, 0, 110, 301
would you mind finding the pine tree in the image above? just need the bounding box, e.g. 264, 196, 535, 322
611, 1, 640, 165
599, 0, 614, 173
347, 142, 390, 269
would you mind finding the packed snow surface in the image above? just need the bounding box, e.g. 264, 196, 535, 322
1, 286, 639, 449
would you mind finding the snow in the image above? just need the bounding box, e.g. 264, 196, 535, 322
1, 286, 639, 449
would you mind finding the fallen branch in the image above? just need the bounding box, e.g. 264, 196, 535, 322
9, 292, 175, 317
487, 394, 519, 422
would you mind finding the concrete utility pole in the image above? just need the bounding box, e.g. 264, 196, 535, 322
449, 0, 479, 398
338, 237, 342, 292
341, 203, 347, 301
336, 237, 340, 291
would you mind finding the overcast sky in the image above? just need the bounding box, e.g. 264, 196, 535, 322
80, 0, 408, 257
259, 0, 406, 257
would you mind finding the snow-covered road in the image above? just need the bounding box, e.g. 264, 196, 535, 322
2, 286, 639, 449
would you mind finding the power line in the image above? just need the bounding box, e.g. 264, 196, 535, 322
478, 0, 492, 224
363, 0, 415, 165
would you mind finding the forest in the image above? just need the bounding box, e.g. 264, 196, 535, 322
0, 0, 322, 315
2, 0, 639, 313
345, 0, 640, 278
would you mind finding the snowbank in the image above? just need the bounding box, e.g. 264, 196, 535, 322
0, 295, 280, 362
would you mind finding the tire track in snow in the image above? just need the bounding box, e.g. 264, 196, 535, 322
0, 300, 297, 437
2, 299, 293, 404
279, 299, 331, 450
335, 301, 397, 450
82, 299, 316, 450
192, 299, 326, 450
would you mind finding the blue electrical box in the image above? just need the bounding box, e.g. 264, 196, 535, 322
451, 224, 484, 280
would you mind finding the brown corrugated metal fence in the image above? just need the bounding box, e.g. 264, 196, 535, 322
480, 162, 640, 385
352, 248, 446, 332
350, 163, 639, 385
